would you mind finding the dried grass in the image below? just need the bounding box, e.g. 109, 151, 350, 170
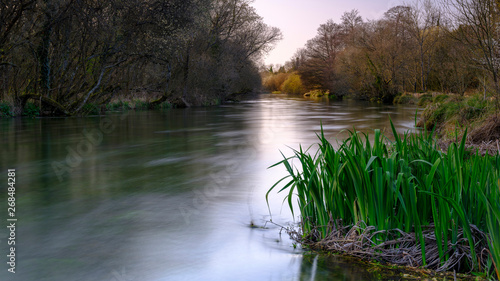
287, 220, 490, 273
469, 114, 500, 143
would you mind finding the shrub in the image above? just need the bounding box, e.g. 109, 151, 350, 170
281, 73, 305, 94
81, 103, 99, 115
0, 103, 13, 117
134, 100, 149, 110
22, 102, 40, 118
263, 73, 288, 92
158, 101, 171, 110
107, 101, 131, 111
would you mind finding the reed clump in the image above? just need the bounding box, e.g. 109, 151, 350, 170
267, 123, 500, 279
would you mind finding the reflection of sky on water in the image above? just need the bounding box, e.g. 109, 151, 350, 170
0, 94, 418, 281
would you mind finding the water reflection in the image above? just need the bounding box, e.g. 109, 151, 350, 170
0, 94, 417, 280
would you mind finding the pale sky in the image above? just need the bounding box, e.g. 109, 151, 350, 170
252, 0, 406, 66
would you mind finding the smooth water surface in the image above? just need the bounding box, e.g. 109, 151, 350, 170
0, 94, 417, 281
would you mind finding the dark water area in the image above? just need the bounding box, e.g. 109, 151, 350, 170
0, 94, 418, 280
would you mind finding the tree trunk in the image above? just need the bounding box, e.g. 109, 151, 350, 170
182, 48, 191, 107
148, 62, 172, 108
20, 93, 70, 115
492, 70, 500, 112
420, 43, 426, 92
38, 0, 52, 97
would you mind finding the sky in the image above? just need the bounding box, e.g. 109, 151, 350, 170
252, 0, 406, 66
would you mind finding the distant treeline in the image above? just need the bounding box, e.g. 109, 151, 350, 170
0, 0, 281, 116
264, 0, 500, 105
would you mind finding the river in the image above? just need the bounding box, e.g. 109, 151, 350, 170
0, 94, 417, 281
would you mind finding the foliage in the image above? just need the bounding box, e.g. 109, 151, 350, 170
107, 101, 131, 111
281, 73, 305, 94
263, 73, 289, 92
133, 100, 149, 110
393, 93, 417, 104
22, 102, 40, 118
81, 103, 100, 115
0, 103, 13, 117
268, 123, 500, 276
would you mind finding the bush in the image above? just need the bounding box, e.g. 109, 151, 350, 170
107, 101, 131, 111
22, 102, 40, 118
281, 73, 305, 94
0, 103, 13, 117
81, 103, 100, 115
393, 93, 417, 104
134, 100, 149, 110
263, 73, 288, 92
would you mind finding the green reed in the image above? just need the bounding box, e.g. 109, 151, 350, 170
267, 122, 500, 276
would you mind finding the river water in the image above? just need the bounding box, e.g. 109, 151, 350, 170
0, 94, 417, 281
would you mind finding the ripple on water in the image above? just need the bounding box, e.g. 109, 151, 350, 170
144, 156, 192, 167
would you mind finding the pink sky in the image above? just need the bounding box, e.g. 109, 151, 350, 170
252, 0, 406, 65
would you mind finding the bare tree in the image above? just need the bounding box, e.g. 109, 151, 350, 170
443, 0, 500, 106
1, 0, 281, 114
404, 0, 442, 92
299, 20, 345, 96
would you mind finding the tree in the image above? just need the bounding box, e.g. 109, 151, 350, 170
0, 0, 37, 105
404, 0, 442, 92
1, 0, 280, 114
444, 0, 500, 107
299, 20, 345, 96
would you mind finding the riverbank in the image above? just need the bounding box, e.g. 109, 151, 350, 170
0, 93, 171, 118
396, 91, 500, 155
268, 123, 500, 280
0, 91, 261, 118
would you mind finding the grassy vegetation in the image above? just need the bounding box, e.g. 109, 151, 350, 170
267, 123, 499, 279
416, 93, 499, 145
0, 103, 13, 118
393, 93, 418, 105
